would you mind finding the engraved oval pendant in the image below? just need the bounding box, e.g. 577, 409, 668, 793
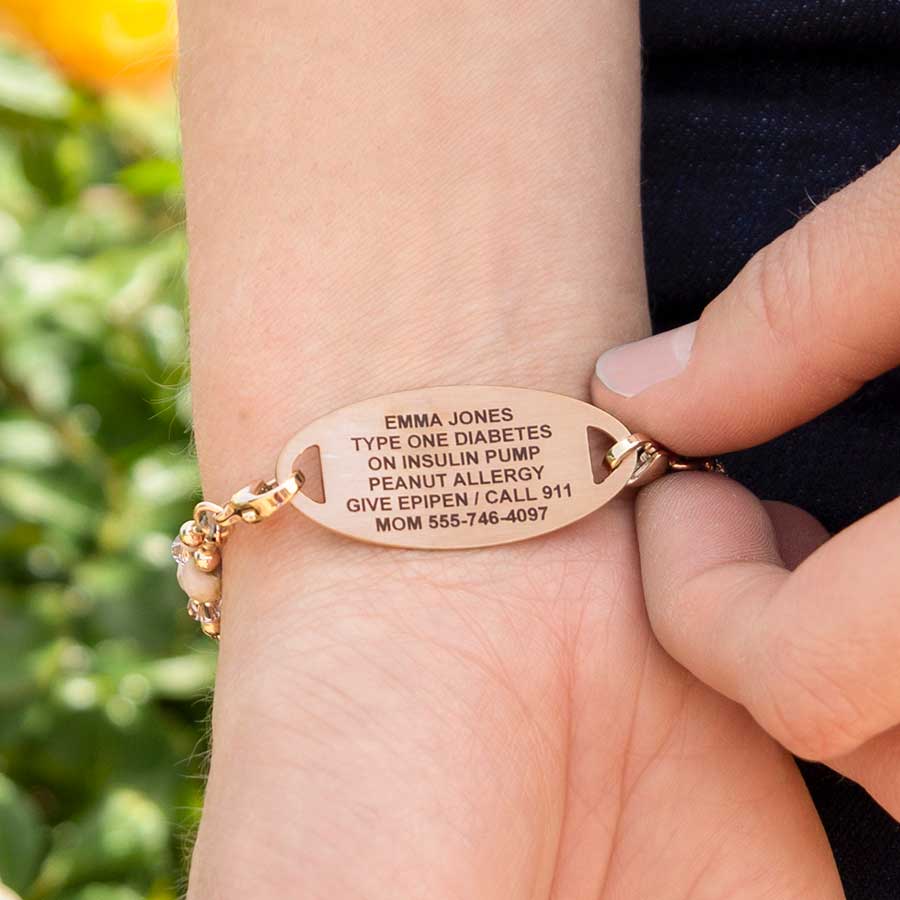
275, 386, 640, 550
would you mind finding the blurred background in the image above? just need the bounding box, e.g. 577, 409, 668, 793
0, 3, 214, 899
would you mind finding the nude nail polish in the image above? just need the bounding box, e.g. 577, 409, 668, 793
594, 322, 697, 397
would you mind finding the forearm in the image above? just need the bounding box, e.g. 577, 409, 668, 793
180, 0, 646, 498
178, 3, 646, 897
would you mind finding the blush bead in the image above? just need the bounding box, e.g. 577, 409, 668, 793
176, 557, 221, 603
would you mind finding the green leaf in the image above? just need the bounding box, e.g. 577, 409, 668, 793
33, 789, 169, 895
0, 419, 64, 468
0, 46, 72, 120
103, 93, 180, 160
17, 130, 67, 204
143, 653, 216, 700
117, 159, 181, 198
0, 468, 100, 535
61, 885, 145, 900
0, 773, 46, 894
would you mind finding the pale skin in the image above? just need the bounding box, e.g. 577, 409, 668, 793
179, 2, 853, 897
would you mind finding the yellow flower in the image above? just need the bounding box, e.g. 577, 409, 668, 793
2, 0, 176, 90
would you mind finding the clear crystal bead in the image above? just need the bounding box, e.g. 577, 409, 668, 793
171, 537, 189, 565
172, 538, 193, 566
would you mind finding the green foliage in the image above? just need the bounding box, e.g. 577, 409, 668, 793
0, 38, 211, 900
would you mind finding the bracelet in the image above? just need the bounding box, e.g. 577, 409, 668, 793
172, 386, 721, 638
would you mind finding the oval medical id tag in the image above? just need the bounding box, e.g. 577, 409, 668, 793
275, 386, 640, 550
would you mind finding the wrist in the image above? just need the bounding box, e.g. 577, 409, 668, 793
180, 1, 648, 500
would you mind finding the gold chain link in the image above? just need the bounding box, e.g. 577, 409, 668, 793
171, 472, 304, 639
173, 435, 719, 640
605, 434, 723, 488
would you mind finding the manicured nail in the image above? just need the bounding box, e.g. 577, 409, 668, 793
594, 322, 697, 397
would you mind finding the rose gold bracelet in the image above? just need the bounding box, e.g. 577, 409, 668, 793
172, 386, 721, 639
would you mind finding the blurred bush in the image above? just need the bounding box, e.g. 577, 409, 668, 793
0, 26, 212, 900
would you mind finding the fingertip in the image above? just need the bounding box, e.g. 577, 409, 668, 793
593, 323, 697, 398
590, 370, 728, 459
762, 500, 829, 570
589, 371, 631, 419
590, 325, 699, 443
634, 471, 789, 708
635, 471, 779, 569
634, 471, 781, 629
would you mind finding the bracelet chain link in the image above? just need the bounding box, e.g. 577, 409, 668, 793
173, 440, 720, 639
171, 472, 304, 639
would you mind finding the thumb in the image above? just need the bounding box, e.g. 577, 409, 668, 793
636, 473, 900, 761
592, 145, 900, 456
762, 500, 829, 571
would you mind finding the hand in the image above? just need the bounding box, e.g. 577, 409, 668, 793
189, 505, 842, 898
592, 146, 900, 819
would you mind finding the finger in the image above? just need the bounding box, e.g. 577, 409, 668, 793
763, 500, 829, 570
592, 145, 900, 455
761, 508, 900, 823
763, 498, 900, 824
829, 725, 900, 821
636, 472, 900, 761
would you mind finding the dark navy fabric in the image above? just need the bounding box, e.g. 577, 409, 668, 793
640, 2, 900, 896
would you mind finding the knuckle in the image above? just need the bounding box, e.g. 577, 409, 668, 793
743, 209, 875, 392
742, 221, 815, 351
752, 629, 871, 760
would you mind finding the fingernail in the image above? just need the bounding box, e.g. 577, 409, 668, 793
595, 322, 697, 397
